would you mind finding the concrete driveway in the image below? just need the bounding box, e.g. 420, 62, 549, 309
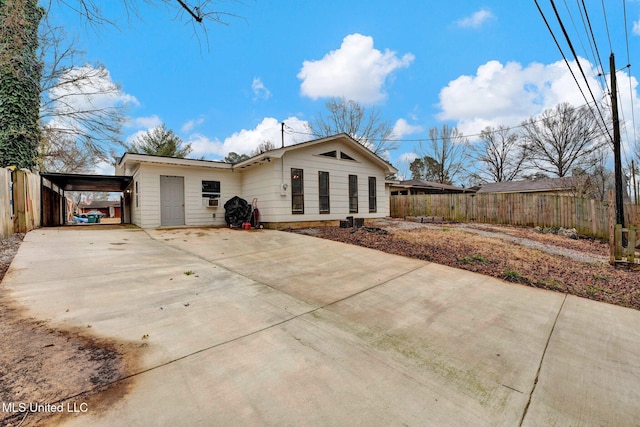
2, 226, 639, 426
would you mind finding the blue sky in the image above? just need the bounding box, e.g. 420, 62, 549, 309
45, 1, 640, 182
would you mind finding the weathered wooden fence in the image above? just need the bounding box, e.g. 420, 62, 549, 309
390, 193, 639, 240
0, 168, 42, 239
610, 225, 638, 264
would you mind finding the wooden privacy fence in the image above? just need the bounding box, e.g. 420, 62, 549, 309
610, 225, 638, 265
390, 193, 639, 240
0, 168, 41, 239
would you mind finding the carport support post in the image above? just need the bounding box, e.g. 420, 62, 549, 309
62, 189, 67, 225
40, 174, 43, 228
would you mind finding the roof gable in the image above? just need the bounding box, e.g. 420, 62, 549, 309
234, 133, 397, 174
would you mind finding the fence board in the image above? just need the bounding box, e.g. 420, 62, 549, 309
0, 168, 12, 239
390, 193, 636, 240
0, 169, 42, 238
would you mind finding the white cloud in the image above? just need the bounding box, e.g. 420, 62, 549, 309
455, 9, 495, 29
128, 115, 163, 129
398, 152, 418, 163
251, 77, 272, 101
437, 58, 640, 161
633, 18, 640, 35
45, 65, 138, 136
392, 118, 423, 139
48, 65, 138, 115
125, 129, 153, 146
297, 33, 414, 104
181, 117, 205, 133
186, 116, 312, 159
94, 160, 115, 175
437, 58, 608, 136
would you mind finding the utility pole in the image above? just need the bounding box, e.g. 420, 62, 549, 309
610, 53, 625, 227
632, 159, 638, 205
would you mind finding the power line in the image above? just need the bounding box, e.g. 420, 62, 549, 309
291, 99, 611, 143
600, 0, 613, 52
577, 0, 609, 93
549, 0, 612, 140
538, 0, 612, 142
563, 0, 595, 75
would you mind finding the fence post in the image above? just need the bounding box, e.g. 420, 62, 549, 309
628, 226, 636, 263
614, 224, 623, 261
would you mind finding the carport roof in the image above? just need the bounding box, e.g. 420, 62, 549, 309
41, 172, 132, 192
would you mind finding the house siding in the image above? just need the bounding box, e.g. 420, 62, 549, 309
117, 135, 394, 228
245, 141, 389, 223
128, 164, 241, 228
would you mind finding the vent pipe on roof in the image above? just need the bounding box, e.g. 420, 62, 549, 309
281, 122, 285, 148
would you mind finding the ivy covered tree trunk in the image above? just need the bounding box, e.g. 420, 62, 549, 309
0, 0, 44, 169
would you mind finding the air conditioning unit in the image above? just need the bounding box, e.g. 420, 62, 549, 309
207, 198, 219, 207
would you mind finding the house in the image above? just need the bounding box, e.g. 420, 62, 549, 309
115, 134, 398, 228
389, 179, 475, 195
78, 200, 121, 218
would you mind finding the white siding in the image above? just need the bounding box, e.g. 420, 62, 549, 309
131, 164, 241, 228
118, 137, 393, 228
239, 161, 283, 223
242, 140, 390, 223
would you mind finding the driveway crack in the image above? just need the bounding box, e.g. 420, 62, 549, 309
519, 293, 567, 426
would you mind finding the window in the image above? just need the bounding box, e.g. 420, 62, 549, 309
368, 177, 377, 213
291, 168, 304, 214
340, 151, 355, 161
202, 180, 221, 207
202, 180, 221, 194
135, 181, 139, 207
319, 171, 330, 214
348, 175, 358, 213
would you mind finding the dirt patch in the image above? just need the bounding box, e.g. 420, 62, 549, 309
290, 219, 640, 310
0, 234, 142, 427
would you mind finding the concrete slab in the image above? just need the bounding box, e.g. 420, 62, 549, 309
522, 295, 640, 426
146, 228, 426, 306
2, 226, 640, 426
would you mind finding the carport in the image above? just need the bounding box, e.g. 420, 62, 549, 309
40, 172, 133, 226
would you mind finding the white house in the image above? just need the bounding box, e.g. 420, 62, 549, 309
116, 134, 398, 228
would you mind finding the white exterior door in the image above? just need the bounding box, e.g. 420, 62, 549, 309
160, 175, 185, 226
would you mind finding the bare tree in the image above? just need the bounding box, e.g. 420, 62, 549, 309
307, 97, 397, 155
417, 125, 468, 185
469, 126, 526, 183
42, 1, 243, 33
251, 140, 276, 156
38, 125, 97, 172
39, 20, 129, 164
520, 102, 608, 177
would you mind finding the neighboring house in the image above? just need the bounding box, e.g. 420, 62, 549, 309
389, 179, 475, 195
78, 200, 121, 218
116, 134, 398, 228
475, 176, 588, 196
